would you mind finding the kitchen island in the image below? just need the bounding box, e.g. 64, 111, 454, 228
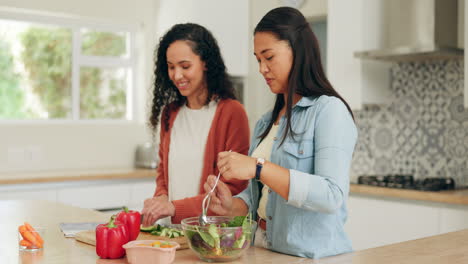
2, 200, 468, 264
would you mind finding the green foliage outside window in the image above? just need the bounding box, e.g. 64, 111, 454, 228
17, 27, 127, 119
81, 31, 126, 57
20, 27, 72, 118
80, 31, 127, 118
0, 40, 29, 118
79, 67, 126, 119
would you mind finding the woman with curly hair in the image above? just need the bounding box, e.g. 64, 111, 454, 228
141, 23, 250, 225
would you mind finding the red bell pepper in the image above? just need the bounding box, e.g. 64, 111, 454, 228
96, 215, 129, 259
116, 206, 141, 241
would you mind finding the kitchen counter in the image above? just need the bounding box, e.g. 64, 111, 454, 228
350, 184, 468, 206
2, 173, 466, 205
0, 200, 307, 264
2, 200, 468, 264
4, 170, 467, 206
0, 168, 157, 185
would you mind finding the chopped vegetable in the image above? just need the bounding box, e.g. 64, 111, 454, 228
140, 225, 157, 232
133, 241, 175, 248
151, 241, 161, 247
141, 224, 184, 238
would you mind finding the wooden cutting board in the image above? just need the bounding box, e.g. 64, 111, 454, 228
74, 230, 188, 250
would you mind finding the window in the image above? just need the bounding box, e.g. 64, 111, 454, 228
0, 9, 136, 121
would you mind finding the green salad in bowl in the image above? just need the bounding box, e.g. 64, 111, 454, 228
181, 215, 256, 262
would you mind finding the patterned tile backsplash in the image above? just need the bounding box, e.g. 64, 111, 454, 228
350, 59, 468, 186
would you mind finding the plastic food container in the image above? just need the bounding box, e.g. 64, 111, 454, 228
181, 216, 257, 262
123, 240, 180, 264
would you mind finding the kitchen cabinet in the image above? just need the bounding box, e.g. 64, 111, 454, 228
346, 194, 468, 250
129, 181, 157, 210
57, 183, 131, 210
440, 206, 468, 233
0, 187, 56, 202
327, 0, 392, 110
155, 0, 249, 76
0, 178, 155, 211
346, 195, 439, 250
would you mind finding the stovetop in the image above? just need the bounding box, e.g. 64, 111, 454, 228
357, 175, 455, 191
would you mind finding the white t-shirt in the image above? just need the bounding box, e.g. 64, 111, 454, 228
251, 124, 279, 220
168, 100, 218, 201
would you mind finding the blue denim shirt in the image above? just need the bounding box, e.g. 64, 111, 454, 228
235, 95, 357, 259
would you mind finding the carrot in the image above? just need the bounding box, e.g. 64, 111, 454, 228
20, 239, 33, 248
18, 225, 42, 248
21, 231, 41, 248
24, 222, 44, 245
161, 244, 174, 248
18, 225, 27, 234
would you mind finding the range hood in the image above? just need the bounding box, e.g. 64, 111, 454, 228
355, 0, 463, 62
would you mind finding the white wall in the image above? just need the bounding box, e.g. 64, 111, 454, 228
0, 0, 158, 173
156, 0, 249, 77
0, 0, 151, 21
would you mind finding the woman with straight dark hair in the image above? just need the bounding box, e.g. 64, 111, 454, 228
142, 23, 250, 225
204, 7, 357, 258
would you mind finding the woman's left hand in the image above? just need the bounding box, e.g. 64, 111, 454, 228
217, 151, 256, 180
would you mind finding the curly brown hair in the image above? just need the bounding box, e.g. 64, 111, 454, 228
150, 23, 236, 131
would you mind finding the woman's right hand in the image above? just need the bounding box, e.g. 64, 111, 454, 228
203, 175, 233, 216
141, 195, 174, 227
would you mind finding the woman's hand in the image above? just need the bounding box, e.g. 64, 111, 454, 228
217, 151, 257, 180
204, 175, 233, 215
141, 195, 175, 226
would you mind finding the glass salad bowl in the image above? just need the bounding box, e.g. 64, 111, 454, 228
181, 216, 257, 262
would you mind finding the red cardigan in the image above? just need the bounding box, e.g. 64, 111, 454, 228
154, 99, 250, 223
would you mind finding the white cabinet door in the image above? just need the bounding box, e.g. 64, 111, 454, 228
328, 0, 391, 110
128, 180, 155, 211
57, 183, 131, 210
440, 206, 468, 234
346, 196, 439, 250
156, 0, 249, 76
0, 189, 56, 202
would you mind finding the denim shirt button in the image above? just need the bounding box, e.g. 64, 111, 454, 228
273, 137, 277, 141
298, 150, 304, 155
268, 216, 272, 220
268, 189, 272, 194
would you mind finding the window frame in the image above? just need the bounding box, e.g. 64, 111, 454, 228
0, 7, 138, 123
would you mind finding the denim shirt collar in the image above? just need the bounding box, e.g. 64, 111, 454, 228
295, 96, 317, 107
258, 96, 318, 126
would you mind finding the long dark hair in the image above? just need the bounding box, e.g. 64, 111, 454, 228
255, 7, 354, 145
150, 23, 236, 131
